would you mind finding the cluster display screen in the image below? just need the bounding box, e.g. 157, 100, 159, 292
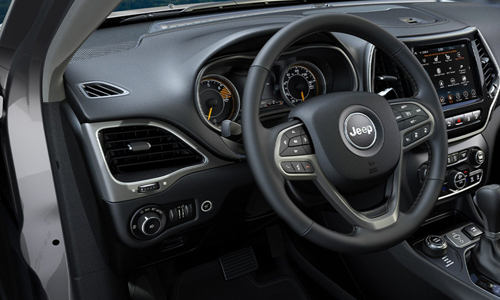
414, 43, 479, 107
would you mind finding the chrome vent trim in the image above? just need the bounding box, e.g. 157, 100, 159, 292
474, 34, 497, 94
78, 81, 129, 99
98, 125, 205, 182
81, 120, 231, 202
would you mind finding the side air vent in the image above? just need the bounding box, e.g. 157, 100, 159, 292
98, 126, 205, 182
373, 49, 414, 99
474, 34, 497, 94
79, 81, 129, 99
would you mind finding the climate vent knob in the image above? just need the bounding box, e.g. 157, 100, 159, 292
447, 170, 466, 190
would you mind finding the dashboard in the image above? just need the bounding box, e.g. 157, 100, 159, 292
62, 1, 500, 280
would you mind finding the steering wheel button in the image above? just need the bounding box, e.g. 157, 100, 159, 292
301, 162, 314, 173
301, 135, 310, 145
403, 133, 413, 146
280, 162, 295, 173
403, 116, 426, 129
292, 162, 305, 173
279, 136, 289, 153
281, 146, 306, 156
421, 124, 431, 136
413, 107, 428, 118
284, 127, 302, 138
392, 104, 410, 111
393, 110, 403, 122
289, 137, 302, 146
413, 129, 422, 140
401, 110, 414, 119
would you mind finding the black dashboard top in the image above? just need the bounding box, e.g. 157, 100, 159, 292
64, 2, 500, 161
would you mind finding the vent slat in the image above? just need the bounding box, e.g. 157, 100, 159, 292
475, 34, 497, 94
111, 155, 202, 169
99, 125, 204, 181
79, 81, 128, 99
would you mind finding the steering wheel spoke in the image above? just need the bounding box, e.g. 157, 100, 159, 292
390, 98, 436, 152
312, 149, 403, 230
273, 123, 318, 180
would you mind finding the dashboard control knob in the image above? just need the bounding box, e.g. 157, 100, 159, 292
422, 235, 448, 258
470, 149, 485, 166
447, 170, 466, 190
138, 212, 162, 236
130, 206, 167, 239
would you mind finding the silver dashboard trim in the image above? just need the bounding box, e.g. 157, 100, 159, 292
368, 27, 500, 144
439, 169, 483, 201
82, 120, 231, 202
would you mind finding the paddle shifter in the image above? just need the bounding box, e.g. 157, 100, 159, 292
472, 185, 500, 284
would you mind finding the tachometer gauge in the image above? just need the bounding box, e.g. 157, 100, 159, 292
197, 75, 240, 131
280, 61, 326, 105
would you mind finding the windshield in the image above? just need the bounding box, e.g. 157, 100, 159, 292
113, 0, 500, 12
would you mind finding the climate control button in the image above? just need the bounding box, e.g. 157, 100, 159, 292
447, 170, 466, 190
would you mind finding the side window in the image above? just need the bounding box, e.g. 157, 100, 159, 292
0, 1, 12, 24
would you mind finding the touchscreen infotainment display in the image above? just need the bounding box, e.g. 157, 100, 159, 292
414, 43, 478, 107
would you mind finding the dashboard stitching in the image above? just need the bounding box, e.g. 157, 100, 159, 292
143, 16, 302, 38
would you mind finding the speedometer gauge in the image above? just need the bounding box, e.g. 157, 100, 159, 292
197, 75, 240, 131
280, 61, 326, 105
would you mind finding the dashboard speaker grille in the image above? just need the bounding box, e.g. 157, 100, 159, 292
79, 81, 129, 98
98, 125, 205, 182
373, 49, 414, 99
475, 34, 496, 93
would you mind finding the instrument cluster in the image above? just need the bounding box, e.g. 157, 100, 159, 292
195, 45, 358, 131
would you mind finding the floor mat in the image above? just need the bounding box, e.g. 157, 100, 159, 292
172, 261, 309, 300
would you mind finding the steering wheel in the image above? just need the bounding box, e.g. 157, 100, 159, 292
242, 13, 448, 253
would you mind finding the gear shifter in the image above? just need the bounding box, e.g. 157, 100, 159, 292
472, 184, 500, 284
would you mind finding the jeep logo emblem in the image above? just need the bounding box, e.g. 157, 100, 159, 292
344, 113, 377, 150
349, 125, 373, 137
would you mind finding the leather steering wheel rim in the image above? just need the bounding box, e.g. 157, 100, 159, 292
242, 13, 448, 253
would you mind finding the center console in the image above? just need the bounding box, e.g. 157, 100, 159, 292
401, 28, 500, 299
396, 28, 499, 204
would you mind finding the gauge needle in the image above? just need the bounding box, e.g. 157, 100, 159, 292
301, 91, 305, 102
207, 107, 213, 120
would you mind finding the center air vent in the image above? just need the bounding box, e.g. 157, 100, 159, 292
474, 34, 497, 95
79, 81, 129, 99
99, 125, 205, 182
373, 49, 414, 99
